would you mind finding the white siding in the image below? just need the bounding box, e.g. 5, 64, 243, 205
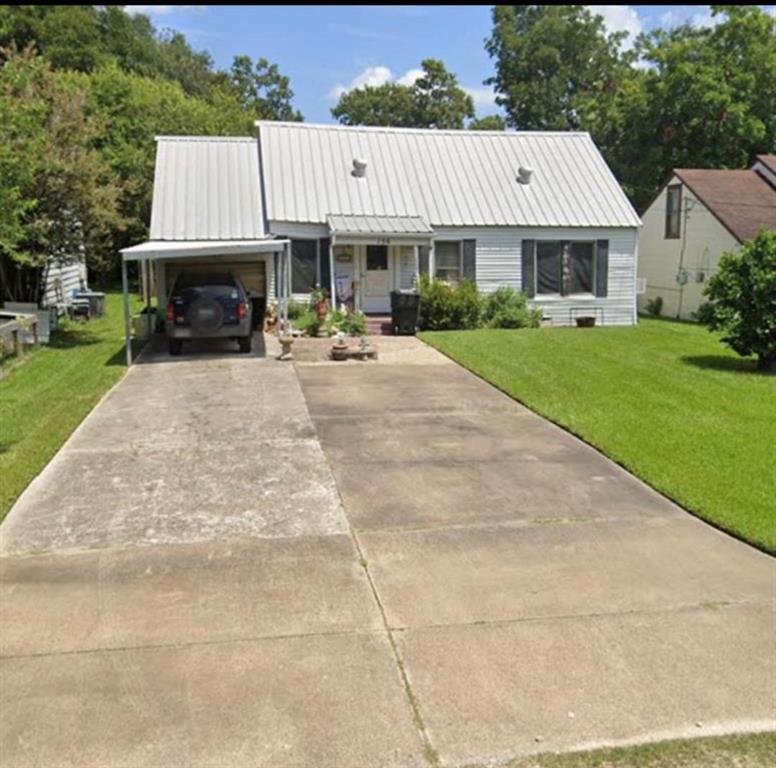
637, 177, 739, 320
397, 245, 416, 290
42, 259, 87, 308
435, 226, 638, 326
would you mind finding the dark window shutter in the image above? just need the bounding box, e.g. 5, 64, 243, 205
319, 238, 331, 294
595, 240, 609, 297
462, 239, 476, 282
521, 240, 536, 297
418, 245, 430, 276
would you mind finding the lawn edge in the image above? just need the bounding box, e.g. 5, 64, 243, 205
418, 333, 776, 559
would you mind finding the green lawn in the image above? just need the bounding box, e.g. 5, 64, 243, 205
0, 291, 140, 520
421, 318, 776, 553
503, 732, 776, 768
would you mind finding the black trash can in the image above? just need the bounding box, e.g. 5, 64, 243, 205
390, 290, 420, 335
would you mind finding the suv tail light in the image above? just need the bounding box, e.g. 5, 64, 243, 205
166, 303, 175, 322
237, 301, 247, 320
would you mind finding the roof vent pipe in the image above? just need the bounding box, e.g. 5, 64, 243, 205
517, 165, 533, 184
352, 158, 367, 178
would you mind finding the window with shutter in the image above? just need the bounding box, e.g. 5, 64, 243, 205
434, 241, 462, 284
665, 184, 682, 239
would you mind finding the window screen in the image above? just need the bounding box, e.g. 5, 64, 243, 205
291, 240, 317, 293
536, 241, 562, 294
665, 184, 681, 239
569, 242, 594, 294
435, 241, 461, 283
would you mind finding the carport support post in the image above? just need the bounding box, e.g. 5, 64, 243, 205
329, 240, 336, 312
122, 255, 132, 366
281, 243, 289, 329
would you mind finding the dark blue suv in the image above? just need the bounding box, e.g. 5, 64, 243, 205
165, 272, 253, 355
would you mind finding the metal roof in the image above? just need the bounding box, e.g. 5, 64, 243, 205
259, 122, 640, 229
150, 137, 265, 240
327, 214, 433, 237
121, 239, 287, 262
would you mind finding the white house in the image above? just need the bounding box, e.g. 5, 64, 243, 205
259, 122, 641, 326
637, 155, 776, 320
120, 123, 641, 360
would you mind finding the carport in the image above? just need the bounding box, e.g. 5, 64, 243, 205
119, 135, 292, 365
119, 238, 291, 365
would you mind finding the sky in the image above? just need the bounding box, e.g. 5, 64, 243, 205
125, 5, 776, 123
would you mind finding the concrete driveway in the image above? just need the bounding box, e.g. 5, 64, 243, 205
1, 335, 774, 767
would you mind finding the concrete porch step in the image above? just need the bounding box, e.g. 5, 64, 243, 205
365, 315, 393, 336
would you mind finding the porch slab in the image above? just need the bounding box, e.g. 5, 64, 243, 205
359, 516, 776, 629
1, 632, 425, 768
1, 535, 380, 657
328, 457, 681, 532
395, 604, 776, 766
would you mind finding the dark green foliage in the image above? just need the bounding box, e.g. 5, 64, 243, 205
326, 308, 367, 336
417, 276, 483, 331
645, 296, 664, 316
701, 230, 776, 371
485, 5, 776, 211
482, 287, 542, 328
332, 59, 474, 129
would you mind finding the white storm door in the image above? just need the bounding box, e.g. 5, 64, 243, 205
363, 245, 391, 313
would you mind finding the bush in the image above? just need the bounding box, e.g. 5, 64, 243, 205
645, 296, 663, 316
482, 287, 541, 328
701, 230, 776, 371
286, 299, 307, 320
293, 310, 321, 337
326, 308, 366, 336
417, 275, 483, 330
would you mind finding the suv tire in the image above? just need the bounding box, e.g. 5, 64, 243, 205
238, 335, 252, 354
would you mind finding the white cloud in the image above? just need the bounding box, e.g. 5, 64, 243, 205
587, 5, 642, 49
396, 68, 424, 87
125, 5, 205, 17
328, 65, 428, 101
464, 87, 497, 109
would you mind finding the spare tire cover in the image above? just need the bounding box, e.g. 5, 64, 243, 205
187, 296, 224, 333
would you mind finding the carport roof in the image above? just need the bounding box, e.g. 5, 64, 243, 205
121, 239, 288, 261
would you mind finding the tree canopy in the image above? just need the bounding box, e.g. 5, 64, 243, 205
0, 5, 303, 301
332, 59, 475, 129
485, 4, 776, 210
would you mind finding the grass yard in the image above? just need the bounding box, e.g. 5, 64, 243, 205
0, 291, 140, 520
503, 731, 776, 768
421, 318, 776, 553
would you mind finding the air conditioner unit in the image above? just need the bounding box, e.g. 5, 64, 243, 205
636, 277, 647, 295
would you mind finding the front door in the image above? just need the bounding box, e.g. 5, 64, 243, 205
363, 245, 391, 313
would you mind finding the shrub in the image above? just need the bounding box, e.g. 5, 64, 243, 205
482, 287, 541, 328
693, 301, 716, 325
417, 275, 483, 330
645, 296, 663, 316
701, 230, 776, 372
293, 310, 321, 337
285, 299, 307, 320
326, 307, 366, 336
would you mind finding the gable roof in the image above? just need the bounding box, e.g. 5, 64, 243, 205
150, 136, 265, 240
673, 168, 776, 243
258, 121, 640, 229
755, 154, 776, 175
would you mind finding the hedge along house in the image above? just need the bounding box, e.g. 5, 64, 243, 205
258, 121, 641, 324
119, 136, 291, 364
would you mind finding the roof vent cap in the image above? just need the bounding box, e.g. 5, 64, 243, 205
352, 158, 367, 178
517, 165, 533, 185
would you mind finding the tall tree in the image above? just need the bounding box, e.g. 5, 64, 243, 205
485, 5, 629, 131
468, 114, 506, 131
0, 49, 123, 301
332, 59, 474, 129
229, 55, 303, 121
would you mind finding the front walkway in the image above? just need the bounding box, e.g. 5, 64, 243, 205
1, 335, 774, 767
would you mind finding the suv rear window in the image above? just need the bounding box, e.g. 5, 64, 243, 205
173, 273, 242, 298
